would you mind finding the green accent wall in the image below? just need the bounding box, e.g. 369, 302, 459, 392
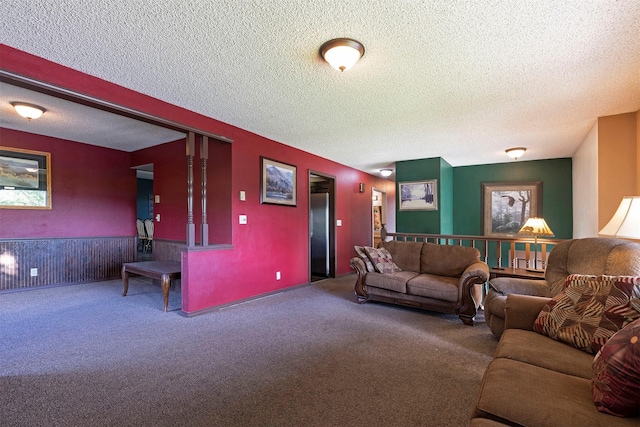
396, 157, 573, 239
396, 157, 453, 234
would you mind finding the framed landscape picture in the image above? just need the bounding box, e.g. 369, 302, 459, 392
399, 179, 438, 211
0, 146, 52, 209
482, 181, 541, 237
260, 157, 297, 206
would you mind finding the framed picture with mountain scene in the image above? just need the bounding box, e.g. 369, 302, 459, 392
260, 157, 297, 206
482, 181, 541, 237
0, 146, 52, 209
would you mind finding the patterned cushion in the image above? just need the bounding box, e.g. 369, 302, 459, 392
592, 317, 640, 417
533, 275, 640, 354
354, 246, 376, 272
363, 246, 402, 274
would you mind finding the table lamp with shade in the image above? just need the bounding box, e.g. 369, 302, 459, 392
599, 196, 640, 241
518, 217, 555, 272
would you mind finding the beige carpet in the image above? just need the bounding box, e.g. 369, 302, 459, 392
0, 274, 498, 426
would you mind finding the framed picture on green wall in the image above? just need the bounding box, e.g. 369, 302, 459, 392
399, 179, 437, 211
482, 181, 541, 236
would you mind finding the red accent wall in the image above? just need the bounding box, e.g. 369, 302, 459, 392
1, 45, 395, 313
0, 128, 135, 238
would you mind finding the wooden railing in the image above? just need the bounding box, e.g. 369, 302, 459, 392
381, 229, 566, 270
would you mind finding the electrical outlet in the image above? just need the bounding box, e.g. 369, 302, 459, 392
276, 271, 281, 280
30, 268, 38, 277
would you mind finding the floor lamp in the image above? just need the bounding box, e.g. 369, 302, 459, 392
518, 217, 555, 272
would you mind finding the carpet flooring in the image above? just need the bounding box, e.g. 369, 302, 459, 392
0, 274, 497, 426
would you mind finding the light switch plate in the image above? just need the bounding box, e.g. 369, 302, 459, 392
337, 220, 342, 226
240, 191, 246, 201
154, 195, 160, 203
239, 215, 247, 224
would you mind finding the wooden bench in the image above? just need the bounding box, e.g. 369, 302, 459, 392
121, 261, 181, 312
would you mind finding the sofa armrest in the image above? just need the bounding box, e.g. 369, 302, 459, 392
460, 261, 490, 284
489, 277, 550, 297
456, 261, 490, 325
504, 294, 551, 331
350, 257, 368, 300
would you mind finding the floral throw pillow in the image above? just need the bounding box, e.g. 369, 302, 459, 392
354, 246, 376, 272
533, 274, 640, 354
363, 246, 402, 274
592, 317, 640, 417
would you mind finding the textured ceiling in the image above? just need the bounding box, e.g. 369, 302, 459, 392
1, 1, 639, 175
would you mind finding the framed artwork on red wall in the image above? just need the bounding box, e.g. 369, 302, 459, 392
260, 156, 297, 207
0, 146, 52, 209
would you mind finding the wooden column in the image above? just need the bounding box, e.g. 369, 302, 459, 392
200, 136, 209, 246
186, 132, 195, 247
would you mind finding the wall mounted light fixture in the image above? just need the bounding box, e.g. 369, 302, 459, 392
11, 102, 46, 120
359, 183, 365, 193
320, 38, 365, 72
505, 147, 526, 160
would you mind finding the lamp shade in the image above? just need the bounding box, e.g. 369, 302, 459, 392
320, 38, 364, 72
518, 217, 555, 237
599, 196, 640, 239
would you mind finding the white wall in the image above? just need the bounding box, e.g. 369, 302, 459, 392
572, 121, 599, 237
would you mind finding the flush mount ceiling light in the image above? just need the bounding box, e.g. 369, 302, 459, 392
506, 147, 526, 160
380, 169, 393, 177
319, 38, 365, 72
11, 102, 46, 120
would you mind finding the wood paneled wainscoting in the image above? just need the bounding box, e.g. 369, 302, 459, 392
0, 237, 136, 291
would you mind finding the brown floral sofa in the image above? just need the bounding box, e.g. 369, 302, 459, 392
350, 240, 489, 325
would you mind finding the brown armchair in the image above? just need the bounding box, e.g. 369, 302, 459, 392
484, 237, 640, 338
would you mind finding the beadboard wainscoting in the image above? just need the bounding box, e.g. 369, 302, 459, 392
0, 237, 136, 291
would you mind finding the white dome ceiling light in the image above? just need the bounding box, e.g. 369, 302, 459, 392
505, 147, 526, 160
11, 102, 46, 120
319, 38, 365, 72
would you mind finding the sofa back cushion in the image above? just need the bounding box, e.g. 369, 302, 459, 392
379, 240, 423, 272
545, 238, 640, 297
420, 242, 481, 277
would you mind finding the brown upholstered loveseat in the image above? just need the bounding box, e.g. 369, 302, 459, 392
350, 240, 489, 325
485, 237, 640, 338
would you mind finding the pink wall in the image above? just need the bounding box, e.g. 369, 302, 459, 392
1, 45, 395, 313
0, 129, 135, 238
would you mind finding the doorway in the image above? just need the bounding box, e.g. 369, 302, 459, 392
133, 163, 154, 261
372, 188, 386, 247
309, 172, 336, 282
